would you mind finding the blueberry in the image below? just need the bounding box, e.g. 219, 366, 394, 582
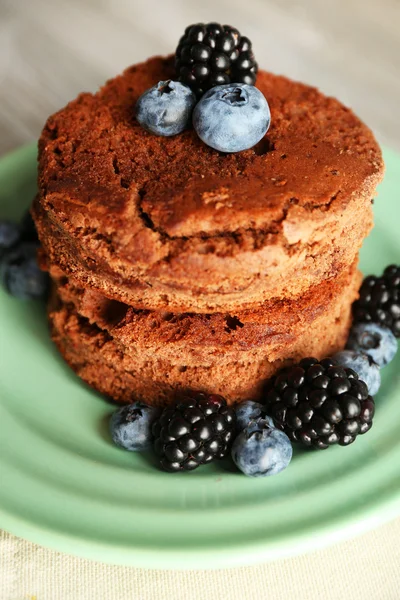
333, 350, 381, 396
193, 83, 270, 152
136, 80, 196, 136
109, 401, 160, 451
235, 400, 274, 432
0, 242, 48, 300
0, 220, 20, 258
346, 323, 398, 368
231, 420, 293, 477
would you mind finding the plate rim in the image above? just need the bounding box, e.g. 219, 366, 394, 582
1, 485, 400, 569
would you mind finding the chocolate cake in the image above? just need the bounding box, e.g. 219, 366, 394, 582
32, 55, 384, 405
48, 264, 360, 404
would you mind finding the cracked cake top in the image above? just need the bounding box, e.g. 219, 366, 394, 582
34, 55, 384, 313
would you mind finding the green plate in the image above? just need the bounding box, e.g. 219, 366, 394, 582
0, 144, 399, 569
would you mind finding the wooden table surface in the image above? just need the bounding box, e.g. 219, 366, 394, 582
0, 0, 399, 156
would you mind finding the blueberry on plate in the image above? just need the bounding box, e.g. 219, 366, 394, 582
0, 242, 48, 300
110, 401, 160, 452
235, 400, 274, 432
0, 220, 20, 258
231, 419, 293, 477
346, 322, 398, 368
136, 80, 197, 136
193, 83, 270, 152
333, 350, 381, 396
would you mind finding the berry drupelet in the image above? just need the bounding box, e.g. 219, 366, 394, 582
152, 393, 236, 472
264, 357, 375, 449
352, 265, 400, 337
175, 23, 258, 97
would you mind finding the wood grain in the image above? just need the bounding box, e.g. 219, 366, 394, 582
0, 0, 399, 155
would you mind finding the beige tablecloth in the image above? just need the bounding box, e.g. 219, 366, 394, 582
1, 520, 400, 600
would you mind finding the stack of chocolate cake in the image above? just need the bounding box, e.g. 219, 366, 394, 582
32, 56, 383, 405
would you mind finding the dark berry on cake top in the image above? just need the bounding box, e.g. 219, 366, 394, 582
175, 23, 258, 97
263, 357, 375, 449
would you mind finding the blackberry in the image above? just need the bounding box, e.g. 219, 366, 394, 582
352, 265, 400, 337
175, 23, 258, 97
264, 357, 375, 449
152, 392, 236, 472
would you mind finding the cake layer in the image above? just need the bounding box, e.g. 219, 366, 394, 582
50, 262, 361, 364
48, 266, 360, 405
35, 185, 373, 314
33, 56, 383, 314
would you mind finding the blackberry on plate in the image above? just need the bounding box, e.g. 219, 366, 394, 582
352, 265, 400, 337
264, 357, 375, 449
175, 23, 258, 97
152, 392, 236, 472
